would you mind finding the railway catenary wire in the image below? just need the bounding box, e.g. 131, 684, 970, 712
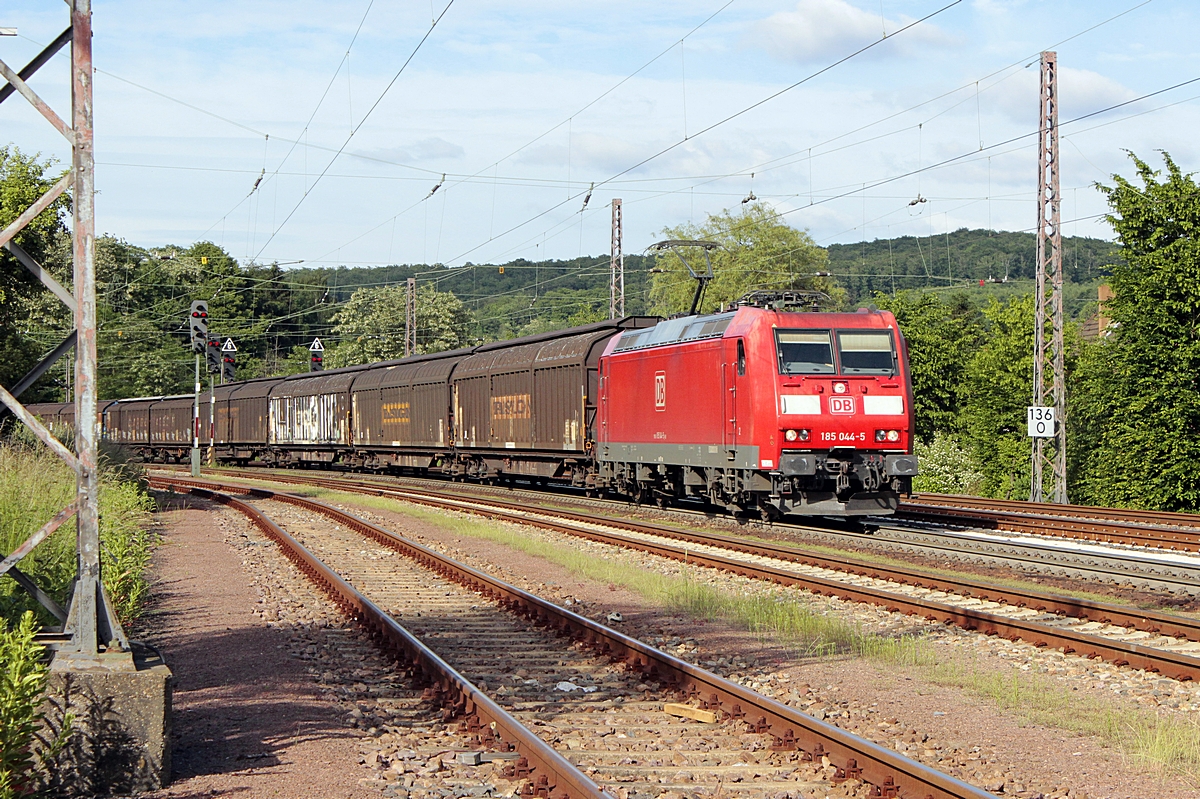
166, 466, 1200, 596
150, 476, 995, 799
156, 470, 1200, 684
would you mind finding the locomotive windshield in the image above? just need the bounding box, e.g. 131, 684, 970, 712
837, 331, 896, 374
775, 331, 835, 374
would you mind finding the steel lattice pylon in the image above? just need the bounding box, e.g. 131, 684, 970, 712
1032, 51, 1068, 504
405, 277, 417, 357
0, 1, 131, 667
610, 199, 624, 319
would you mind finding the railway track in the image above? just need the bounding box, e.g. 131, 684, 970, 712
158, 466, 1200, 594
155, 471, 1200, 684
150, 475, 993, 799
899, 494, 1200, 552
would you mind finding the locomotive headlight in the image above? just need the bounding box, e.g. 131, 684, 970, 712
887, 429, 900, 442
785, 429, 799, 442
875, 429, 901, 442
875, 430, 886, 442
833, 382, 848, 394
798, 429, 810, 441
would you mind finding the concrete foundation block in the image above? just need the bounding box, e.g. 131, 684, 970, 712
42, 647, 172, 794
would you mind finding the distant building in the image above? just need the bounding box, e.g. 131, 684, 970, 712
1080, 284, 1115, 341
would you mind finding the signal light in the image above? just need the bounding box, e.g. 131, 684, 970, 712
189, 300, 209, 353
222, 353, 236, 383
205, 337, 221, 373
310, 353, 324, 372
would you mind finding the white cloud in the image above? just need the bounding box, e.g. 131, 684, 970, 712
986, 65, 1138, 126
751, 0, 954, 64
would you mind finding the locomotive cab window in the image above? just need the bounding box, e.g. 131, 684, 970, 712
736, 340, 746, 376
837, 331, 896, 374
775, 330, 834, 374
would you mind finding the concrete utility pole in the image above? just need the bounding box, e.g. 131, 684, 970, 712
610, 199, 624, 319
0, 0, 131, 665
1031, 50, 1068, 504
405, 277, 417, 357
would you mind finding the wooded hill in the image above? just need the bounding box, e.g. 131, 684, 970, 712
827, 228, 1121, 315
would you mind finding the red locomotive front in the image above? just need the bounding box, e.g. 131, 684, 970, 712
597, 301, 917, 517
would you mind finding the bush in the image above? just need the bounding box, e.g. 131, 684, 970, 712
0, 444, 156, 627
912, 432, 984, 495
0, 612, 48, 799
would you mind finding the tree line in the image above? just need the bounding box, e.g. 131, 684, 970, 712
2, 143, 1197, 510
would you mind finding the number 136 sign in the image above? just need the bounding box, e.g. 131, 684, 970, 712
1027, 406, 1056, 438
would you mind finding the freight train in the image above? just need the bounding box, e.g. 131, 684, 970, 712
27, 296, 918, 518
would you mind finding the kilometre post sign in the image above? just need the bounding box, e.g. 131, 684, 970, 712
1027, 406, 1055, 438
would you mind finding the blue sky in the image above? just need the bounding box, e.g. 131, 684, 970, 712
2, 0, 1198, 270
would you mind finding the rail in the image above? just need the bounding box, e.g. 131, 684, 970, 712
156, 471, 1200, 683
150, 475, 997, 799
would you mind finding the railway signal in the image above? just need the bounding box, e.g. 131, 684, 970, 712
309, 337, 324, 372
221, 338, 237, 383
189, 300, 209, 353
205, 336, 221, 374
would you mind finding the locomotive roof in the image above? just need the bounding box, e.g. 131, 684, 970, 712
610, 306, 895, 354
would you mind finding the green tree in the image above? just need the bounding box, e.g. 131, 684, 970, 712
0, 147, 72, 397
648, 202, 835, 316
960, 296, 1035, 499
1070, 152, 1200, 510
873, 291, 983, 441
326, 283, 471, 367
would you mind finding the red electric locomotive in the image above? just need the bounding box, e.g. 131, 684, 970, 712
596, 294, 918, 518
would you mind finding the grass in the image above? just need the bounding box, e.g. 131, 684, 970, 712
0, 442, 157, 627
926, 658, 1200, 781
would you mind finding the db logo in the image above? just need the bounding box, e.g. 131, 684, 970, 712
654, 371, 666, 410
829, 396, 855, 414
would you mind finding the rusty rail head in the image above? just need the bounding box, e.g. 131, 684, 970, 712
152, 476, 995, 799
161, 482, 612, 799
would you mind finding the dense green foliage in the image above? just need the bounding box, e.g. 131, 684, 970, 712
0, 612, 48, 799
0, 442, 156, 626
828, 227, 1121, 314
325, 283, 471, 368
1069, 153, 1200, 510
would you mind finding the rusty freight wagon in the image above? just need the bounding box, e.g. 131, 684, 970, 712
267, 366, 371, 464
350, 349, 471, 471
449, 318, 655, 483
221, 376, 281, 463
148, 395, 195, 462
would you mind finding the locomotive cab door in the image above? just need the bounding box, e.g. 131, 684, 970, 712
723, 338, 745, 461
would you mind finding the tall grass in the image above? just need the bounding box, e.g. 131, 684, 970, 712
0, 443, 156, 627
